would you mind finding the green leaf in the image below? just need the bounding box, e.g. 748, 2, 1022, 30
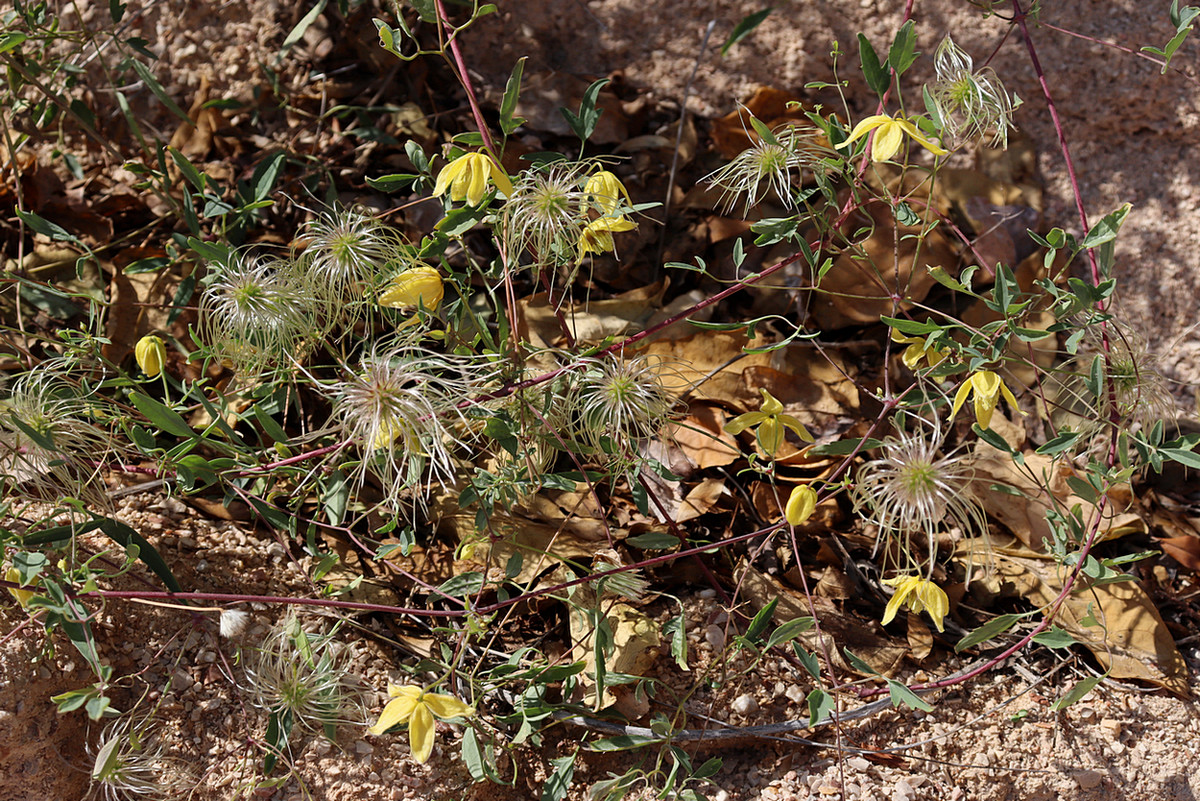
1050, 675, 1102, 711
745, 597, 779, 644
858, 33, 890, 97
366, 173, 418, 192
1032, 625, 1078, 649
130, 392, 196, 439
766, 616, 814, 649
14, 209, 80, 244
626, 531, 680, 550
886, 20, 918, 76
1161, 447, 1200, 469
842, 647, 879, 676
807, 687, 835, 727
880, 315, 942, 336
1036, 432, 1082, 456
973, 424, 1015, 454
886, 679, 933, 712
1079, 203, 1132, 251
0, 32, 28, 54
955, 612, 1024, 652
251, 151, 287, 202
560, 78, 609, 144
282, 0, 328, 53
793, 642, 821, 680
665, 613, 688, 671
587, 734, 661, 751
129, 59, 191, 123
168, 147, 207, 193
810, 437, 883, 456
96, 517, 183, 593
540, 753, 577, 801
499, 56, 528, 135
721, 7, 773, 56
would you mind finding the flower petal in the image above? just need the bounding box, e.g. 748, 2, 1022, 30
779, 415, 814, 443
487, 160, 514, 198
368, 690, 420, 735
757, 417, 783, 454
950, 378, 973, 421
724, 411, 767, 435
407, 701, 436, 764
422, 691, 475, 720
870, 120, 904, 162
433, 158, 467, 198
881, 577, 915, 626
915, 580, 949, 632
836, 115, 889, 149
895, 118, 949, 156
758, 389, 784, 416
465, 157, 489, 206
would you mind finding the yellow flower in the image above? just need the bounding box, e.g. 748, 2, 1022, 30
433, 152, 513, 206
890, 328, 947, 371
380, 267, 444, 312
881, 575, 949, 632
134, 335, 167, 378
5, 567, 35, 608
836, 113, 949, 163
577, 215, 637, 259
584, 170, 633, 216
784, 485, 818, 526
724, 388, 814, 456
950, 370, 1022, 430
367, 684, 474, 764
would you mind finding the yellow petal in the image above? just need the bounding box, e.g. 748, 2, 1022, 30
723, 411, 767, 435
894, 118, 949, 156
379, 266, 444, 311
950, 377, 973, 422
870, 120, 904, 162
486, 159, 514, 198
779, 415, 814, 443
758, 389, 784, 416
901, 343, 925, 371
836, 115, 890, 148
433, 157, 469, 198
422, 691, 475, 720
5, 567, 34, 608
368, 688, 420, 735
784, 485, 818, 526
757, 416, 783, 454
881, 577, 915, 626
465, 156, 489, 206
585, 170, 632, 216
915, 580, 949, 632
998, 376, 1024, 415
407, 701, 436, 764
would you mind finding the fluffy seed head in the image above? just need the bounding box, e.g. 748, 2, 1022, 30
295, 207, 407, 307
200, 254, 315, 375
850, 426, 986, 572
89, 714, 189, 801
927, 36, 1017, 149
571, 354, 676, 469
500, 161, 591, 267
705, 122, 835, 216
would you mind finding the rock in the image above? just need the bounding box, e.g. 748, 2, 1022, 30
731, 693, 759, 716
1075, 770, 1104, 790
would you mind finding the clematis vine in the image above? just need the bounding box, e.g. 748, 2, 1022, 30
433, 152, 513, 206
724, 388, 813, 456
950, 370, 1023, 430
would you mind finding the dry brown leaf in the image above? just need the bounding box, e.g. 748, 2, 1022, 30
568, 594, 661, 709
961, 541, 1188, 695
676, 477, 727, 523
516, 281, 666, 350
971, 445, 1145, 551
906, 614, 934, 661
1157, 535, 1200, 571
667, 403, 742, 469
442, 508, 612, 586
711, 87, 822, 159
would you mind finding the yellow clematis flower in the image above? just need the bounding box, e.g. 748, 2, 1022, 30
881, 574, 949, 632
5, 567, 36, 608
135, 335, 167, 378
577, 215, 637, 259
433, 152, 513, 206
379, 266, 445, 330
836, 113, 949, 163
724, 388, 814, 456
367, 684, 474, 764
890, 328, 947, 371
950, 370, 1023, 430
784, 485, 818, 526
584, 170, 633, 217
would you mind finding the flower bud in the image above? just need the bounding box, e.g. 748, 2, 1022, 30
135, 335, 167, 378
379, 267, 444, 312
785, 485, 818, 526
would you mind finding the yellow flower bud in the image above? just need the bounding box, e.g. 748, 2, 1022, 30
784, 485, 818, 526
5, 567, 35, 608
379, 267, 444, 312
135, 335, 167, 378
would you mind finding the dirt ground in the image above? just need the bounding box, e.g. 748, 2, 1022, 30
3, 1, 1200, 800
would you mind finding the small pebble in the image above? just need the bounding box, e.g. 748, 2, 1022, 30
1075, 769, 1103, 790
731, 693, 759, 716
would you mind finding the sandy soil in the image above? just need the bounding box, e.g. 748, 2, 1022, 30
3, 1, 1200, 800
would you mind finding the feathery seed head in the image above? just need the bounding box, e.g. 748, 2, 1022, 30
571, 354, 676, 466
927, 36, 1017, 149
705, 122, 836, 216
